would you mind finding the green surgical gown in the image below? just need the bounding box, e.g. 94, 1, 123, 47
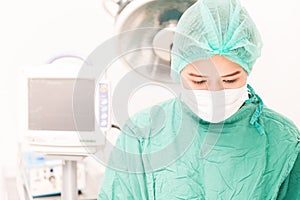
98, 87, 300, 200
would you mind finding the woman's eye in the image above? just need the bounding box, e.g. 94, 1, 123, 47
223, 79, 237, 83
193, 80, 207, 85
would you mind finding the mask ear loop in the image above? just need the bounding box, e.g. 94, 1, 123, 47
245, 84, 265, 135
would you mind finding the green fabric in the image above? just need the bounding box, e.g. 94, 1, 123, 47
98, 87, 300, 200
170, 0, 263, 79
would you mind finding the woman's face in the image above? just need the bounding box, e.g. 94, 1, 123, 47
180, 55, 248, 91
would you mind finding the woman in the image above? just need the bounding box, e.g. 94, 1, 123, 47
98, 0, 300, 199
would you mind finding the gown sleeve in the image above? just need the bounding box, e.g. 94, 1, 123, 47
98, 117, 151, 200
277, 152, 300, 200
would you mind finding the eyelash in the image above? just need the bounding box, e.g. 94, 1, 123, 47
192, 79, 237, 85
223, 79, 237, 83
193, 80, 206, 85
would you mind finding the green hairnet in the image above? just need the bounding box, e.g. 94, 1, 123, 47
171, 0, 263, 78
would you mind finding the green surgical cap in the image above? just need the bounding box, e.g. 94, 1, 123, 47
171, 0, 263, 79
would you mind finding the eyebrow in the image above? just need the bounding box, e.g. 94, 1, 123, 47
188, 70, 241, 78
188, 73, 207, 78
221, 71, 241, 77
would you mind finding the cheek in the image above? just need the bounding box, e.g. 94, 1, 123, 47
239, 74, 248, 85
180, 75, 192, 89
180, 77, 208, 90
230, 75, 247, 88
181, 80, 198, 90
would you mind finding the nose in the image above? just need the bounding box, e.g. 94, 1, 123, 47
207, 79, 224, 91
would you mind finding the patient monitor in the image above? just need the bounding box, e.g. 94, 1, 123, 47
20, 63, 109, 155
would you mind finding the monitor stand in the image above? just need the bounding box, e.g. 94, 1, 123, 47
45, 155, 85, 200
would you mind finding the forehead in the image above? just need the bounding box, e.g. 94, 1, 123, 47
184, 56, 243, 76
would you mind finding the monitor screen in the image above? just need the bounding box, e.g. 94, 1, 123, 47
28, 78, 95, 131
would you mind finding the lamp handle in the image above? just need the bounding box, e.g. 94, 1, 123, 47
47, 54, 90, 65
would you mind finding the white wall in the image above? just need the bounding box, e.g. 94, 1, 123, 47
242, 0, 300, 125
0, 0, 299, 196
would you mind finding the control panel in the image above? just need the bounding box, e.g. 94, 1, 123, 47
98, 82, 111, 131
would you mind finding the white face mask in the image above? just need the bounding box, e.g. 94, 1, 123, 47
180, 85, 249, 123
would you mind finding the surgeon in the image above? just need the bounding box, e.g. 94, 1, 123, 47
98, 0, 300, 199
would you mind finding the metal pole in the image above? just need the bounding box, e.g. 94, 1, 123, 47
62, 160, 77, 200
